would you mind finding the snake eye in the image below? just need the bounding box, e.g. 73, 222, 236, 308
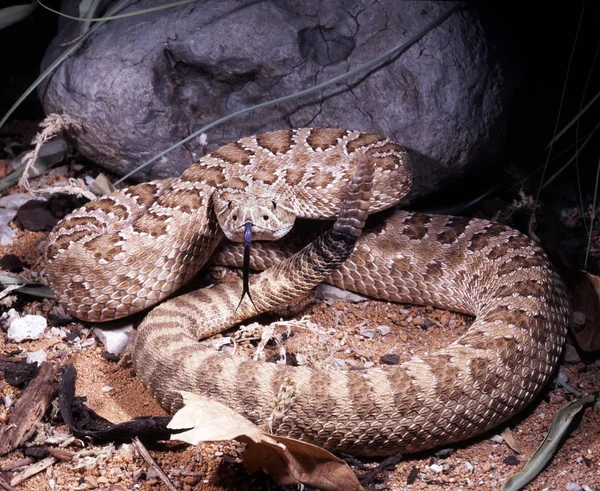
228, 201, 232, 210
272, 201, 277, 210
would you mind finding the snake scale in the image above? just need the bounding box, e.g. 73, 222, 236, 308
45, 128, 570, 456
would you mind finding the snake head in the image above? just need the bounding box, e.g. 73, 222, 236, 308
213, 189, 296, 242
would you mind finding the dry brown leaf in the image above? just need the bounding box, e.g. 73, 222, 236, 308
500, 427, 521, 454
568, 269, 600, 352
168, 392, 363, 491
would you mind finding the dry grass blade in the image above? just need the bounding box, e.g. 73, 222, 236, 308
131, 437, 177, 491
0, 0, 131, 129
502, 394, 595, 491
0, 3, 36, 30
37, 0, 199, 22
0, 275, 54, 299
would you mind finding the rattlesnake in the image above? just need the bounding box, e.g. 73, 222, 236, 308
45, 128, 570, 456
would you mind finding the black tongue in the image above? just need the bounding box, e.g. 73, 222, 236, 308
237, 222, 258, 312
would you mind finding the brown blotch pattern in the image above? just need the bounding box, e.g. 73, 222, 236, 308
346, 133, 386, 154
182, 163, 225, 186
85, 198, 121, 215
252, 163, 279, 185
256, 130, 294, 155
306, 128, 347, 151
133, 212, 168, 237
158, 189, 204, 214
307, 170, 336, 189
481, 304, 528, 326
86, 234, 124, 261
435, 217, 472, 244
49, 230, 90, 255
284, 166, 305, 186
496, 254, 542, 276
403, 214, 431, 240
425, 261, 443, 278
60, 215, 103, 230
129, 182, 161, 208
222, 177, 249, 191
487, 242, 510, 260
211, 142, 254, 165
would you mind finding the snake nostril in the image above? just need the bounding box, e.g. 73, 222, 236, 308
263, 215, 269, 221
233, 215, 238, 221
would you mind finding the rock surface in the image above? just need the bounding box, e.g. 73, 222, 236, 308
40, 1, 513, 198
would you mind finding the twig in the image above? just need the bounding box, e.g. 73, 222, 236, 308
132, 437, 177, 491
0, 457, 33, 472
0, 476, 16, 491
10, 456, 57, 487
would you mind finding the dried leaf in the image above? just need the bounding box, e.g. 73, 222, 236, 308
568, 269, 600, 352
167, 392, 265, 444
169, 392, 363, 491
500, 427, 521, 454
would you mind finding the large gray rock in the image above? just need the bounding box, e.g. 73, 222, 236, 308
40, 1, 513, 199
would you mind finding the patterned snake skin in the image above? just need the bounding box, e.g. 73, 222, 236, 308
45, 129, 570, 456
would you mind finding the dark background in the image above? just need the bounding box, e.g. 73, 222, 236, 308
0, 2, 598, 267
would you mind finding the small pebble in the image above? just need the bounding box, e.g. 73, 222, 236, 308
208, 337, 232, 349
565, 483, 583, 491
464, 462, 474, 473
380, 354, 400, 365
572, 311, 585, 326
376, 325, 391, 336
84, 476, 99, 489
429, 464, 443, 473
94, 324, 134, 355
503, 455, 520, 466
26, 349, 47, 366
563, 343, 581, 364
489, 435, 504, 444
146, 468, 159, 479
557, 367, 569, 384
359, 327, 376, 339
7, 314, 48, 342
434, 448, 454, 458
101, 386, 114, 392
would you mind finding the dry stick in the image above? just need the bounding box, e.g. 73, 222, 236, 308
132, 437, 177, 491
0, 477, 15, 491
0, 362, 60, 456
9, 457, 57, 487
0, 457, 33, 472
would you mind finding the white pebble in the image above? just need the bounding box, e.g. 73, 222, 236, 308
50, 326, 67, 338
2, 395, 13, 409
80, 338, 96, 349
359, 327, 376, 339
376, 325, 391, 336
489, 434, 504, 444
26, 349, 47, 365
101, 386, 114, 392
429, 464, 443, 473
7, 315, 48, 342
565, 483, 583, 491
93, 324, 133, 354
464, 462, 474, 473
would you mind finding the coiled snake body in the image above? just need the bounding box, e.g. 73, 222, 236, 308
46, 128, 569, 456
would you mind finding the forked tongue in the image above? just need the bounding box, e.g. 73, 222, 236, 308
236, 221, 258, 312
